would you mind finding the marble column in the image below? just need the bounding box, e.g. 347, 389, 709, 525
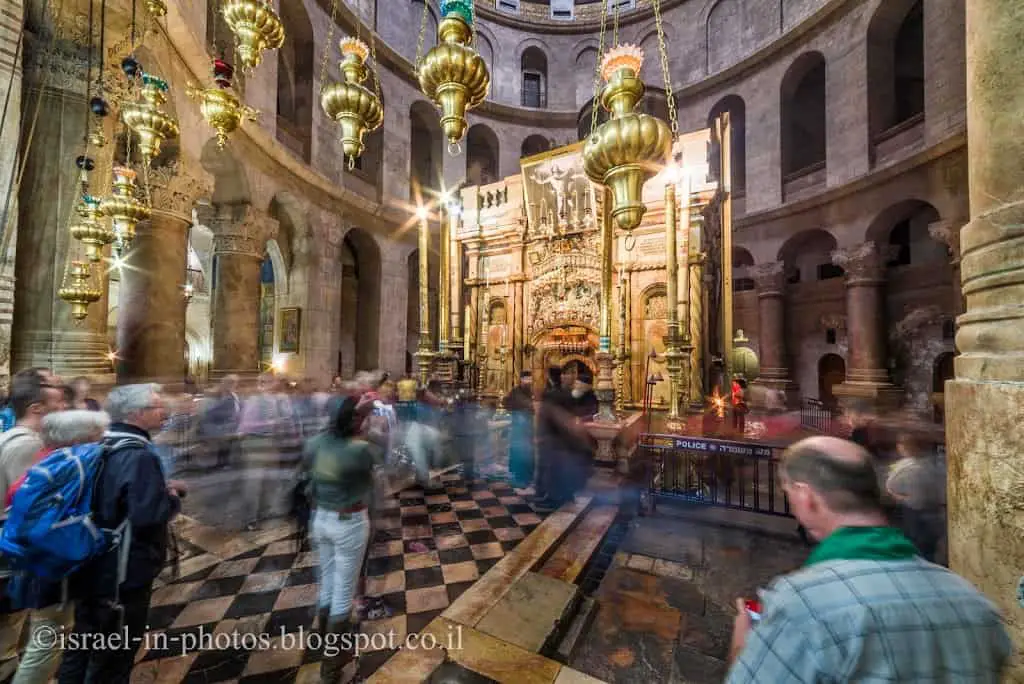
751, 261, 798, 408
117, 162, 211, 385
948, 0, 1024, 670
928, 219, 966, 316
512, 279, 524, 380
210, 206, 276, 379
449, 235, 464, 359
830, 242, 901, 409
11, 36, 111, 380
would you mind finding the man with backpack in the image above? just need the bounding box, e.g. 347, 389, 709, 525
0, 368, 65, 682
56, 384, 185, 684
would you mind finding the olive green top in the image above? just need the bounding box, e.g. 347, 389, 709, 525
304, 434, 382, 510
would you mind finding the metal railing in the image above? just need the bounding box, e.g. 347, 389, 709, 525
801, 398, 839, 434
640, 434, 791, 518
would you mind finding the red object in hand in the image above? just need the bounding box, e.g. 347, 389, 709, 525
744, 599, 762, 621
212, 59, 234, 88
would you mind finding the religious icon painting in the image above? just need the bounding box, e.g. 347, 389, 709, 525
280, 307, 302, 353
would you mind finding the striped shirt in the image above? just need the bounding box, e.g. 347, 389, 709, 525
726, 558, 1011, 683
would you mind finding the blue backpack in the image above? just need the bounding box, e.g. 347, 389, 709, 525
0, 439, 137, 583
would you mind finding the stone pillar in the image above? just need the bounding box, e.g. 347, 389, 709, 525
210, 206, 276, 379
512, 279, 524, 381
830, 242, 901, 409
948, 0, 1024, 671
751, 261, 798, 408
117, 162, 211, 385
928, 219, 966, 316
11, 37, 111, 380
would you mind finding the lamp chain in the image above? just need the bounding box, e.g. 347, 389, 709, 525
318, 0, 340, 94
612, 0, 620, 48
470, 0, 477, 47
588, 0, 610, 138
652, 0, 678, 138
414, 0, 430, 70
370, 28, 382, 103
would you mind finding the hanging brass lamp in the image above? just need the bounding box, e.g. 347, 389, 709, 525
418, 0, 490, 150
583, 45, 672, 233
59, 261, 102, 321
100, 166, 151, 252
70, 195, 116, 262
222, 0, 285, 73
146, 0, 167, 17
120, 73, 180, 164
321, 37, 384, 165
187, 59, 257, 148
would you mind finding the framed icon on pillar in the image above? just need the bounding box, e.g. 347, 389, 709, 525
280, 307, 302, 353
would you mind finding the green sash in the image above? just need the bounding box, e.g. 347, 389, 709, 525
806, 526, 918, 567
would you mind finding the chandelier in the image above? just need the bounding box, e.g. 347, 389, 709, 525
70, 195, 116, 262
59, 261, 102, 321
188, 59, 257, 148
100, 166, 151, 252
120, 73, 180, 164
321, 37, 384, 167
582, 44, 671, 234
417, 0, 490, 152
221, 0, 285, 73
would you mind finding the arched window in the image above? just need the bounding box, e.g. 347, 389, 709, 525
521, 47, 548, 108
276, 0, 314, 162
868, 0, 925, 146
521, 135, 550, 159
708, 95, 747, 197
865, 200, 944, 268
467, 124, 500, 186
781, 53, 827, 182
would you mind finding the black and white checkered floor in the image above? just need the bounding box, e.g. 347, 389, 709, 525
132, 474, 547, 683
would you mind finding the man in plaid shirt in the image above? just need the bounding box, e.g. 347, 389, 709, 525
726, 436, 1010, 683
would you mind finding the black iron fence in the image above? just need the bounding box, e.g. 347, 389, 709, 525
801, 398, 840, 434
640, 433, 791, 518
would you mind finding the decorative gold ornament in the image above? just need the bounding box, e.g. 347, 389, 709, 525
146, 0, 167, 17
187, 60, 257, 148
321, 37, 384, 164
418, 1, 490, 150
70, 195, 116, 262
87, 118, 107, 149
222, 0, 285, 72
583, 45, 672, 233
59, 261, 101, 321
100, 166, 151, 251
120, 73, 180, 163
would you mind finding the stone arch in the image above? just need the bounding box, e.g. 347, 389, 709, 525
635, 28, 665, 87
521, 134, 551, 159
276, 0, 315, 161
341, 228, 382, 373
865, 200, 945, 268
520, 45, 548, 108
574, 45, 600, 111
410, 100, 443, 202
475, 27, 496, 82
781, 52, 827, 181
708, 94, 747, 196
200, 139, 251, 206
777, 229, 840, 284
733, 246, 755, 292
466, 123, 500, 186
705, 0, 782, 73
268, 192, 311, 283
867, 0, 924, 145
818, 353, 846, 409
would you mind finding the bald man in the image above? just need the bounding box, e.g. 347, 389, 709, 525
725, 436, 1010, 683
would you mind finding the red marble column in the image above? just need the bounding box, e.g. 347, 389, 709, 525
751, 261, 798, 407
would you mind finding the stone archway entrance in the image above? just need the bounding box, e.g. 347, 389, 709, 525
530, 325, 597, 384
818, 353, 847, 409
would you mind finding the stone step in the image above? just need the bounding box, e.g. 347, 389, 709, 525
476, 571, 582, 653
553, 595, 597, 664
539, 505, 618, 583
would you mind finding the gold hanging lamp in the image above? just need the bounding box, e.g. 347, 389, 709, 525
583, 44, 671, 234
321, 37, 384, 167
100, 165, 151, 252
222, 0, 285, 73
59, 261, 102, 321
120, 72, 180, 164
146, 0, 167, 18
70, 195, 116, 262
187, 59, 257, 148
418, 0, 490, 152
